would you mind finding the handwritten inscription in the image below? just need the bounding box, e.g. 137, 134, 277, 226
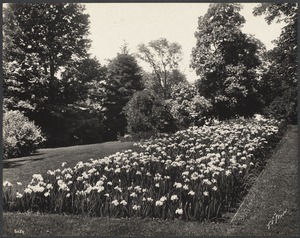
267, 209, 288, 230
14, 229, 25, 234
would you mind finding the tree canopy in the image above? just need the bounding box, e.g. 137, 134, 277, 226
253, 3, 297, 123
3, 3, 91, 112
3, 3, 108, 146
100, 52, 144, 140
137, 38, 183, 99
191, 3, 265, 119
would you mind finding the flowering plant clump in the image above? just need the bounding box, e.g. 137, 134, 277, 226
3, 117, 283, 221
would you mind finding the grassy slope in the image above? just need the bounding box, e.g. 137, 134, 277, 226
3, 141, 134, 191
228, 125, 298, 236
3, 126, 298, 236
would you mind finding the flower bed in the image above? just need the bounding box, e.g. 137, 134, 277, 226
3, 117, 283, 221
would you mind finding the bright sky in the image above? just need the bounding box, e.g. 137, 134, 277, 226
84, 3, 286, 82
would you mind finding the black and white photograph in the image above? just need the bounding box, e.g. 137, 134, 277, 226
2, 1, 298, 236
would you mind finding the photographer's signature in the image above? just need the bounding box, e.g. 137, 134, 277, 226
267, 209, 288, 230
14, 229, 25, 235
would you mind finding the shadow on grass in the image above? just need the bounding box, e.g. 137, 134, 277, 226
3, 157, 45, 169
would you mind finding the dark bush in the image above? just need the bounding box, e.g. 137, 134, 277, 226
124, 90, 177, 138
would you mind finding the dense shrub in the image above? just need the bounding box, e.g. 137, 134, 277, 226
169, 82, 212, 128
3, 110, 45, 159
258, 75, 297, 124
32, 107, 106, 147
124, 90, 177, 139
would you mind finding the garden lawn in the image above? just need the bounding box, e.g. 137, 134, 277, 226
3, 141, 134, 191
3, 125, 298, 236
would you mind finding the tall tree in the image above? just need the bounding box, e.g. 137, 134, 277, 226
100, 52, 144, 140
3, 3, 91, 113
3, 3, 109, 146
191, 3, 265, 119
253, 3, 297, 123
137, 38, 183, 99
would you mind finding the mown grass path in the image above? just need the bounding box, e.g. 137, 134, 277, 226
3, 141, 134, 191
3, 126, 298, 236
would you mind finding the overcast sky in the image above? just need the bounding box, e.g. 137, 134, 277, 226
84, 3, 285, 82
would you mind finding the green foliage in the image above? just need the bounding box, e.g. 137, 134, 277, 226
3, 3, 91, 112
3, 118, 283, 222
191, 3, 265, 119
169, 82, 212, 128
124, 90, 177, 139
100, 52, 145, 140
142, 69, 188, 98
28, 106, 106, 147
137, 38, 183, 99
254, 3, 297, 123
3, 4, 110, 146
3, 110, 46, 159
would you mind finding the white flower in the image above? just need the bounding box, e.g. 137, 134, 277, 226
175, 208, 183, 215
32, 174, 43, 181
160, 196, 167, 202
191, 172, 199, 180
66, 193, 71, 198
112, 200, 119, 206
46, 184, 53, 190
96, 180, 104, 187
3, 181, 13, 187
107, 181, 112, 186
182, 171, 189, 176
225, 170, 232, 176
171, 195, 178, 201
155, 200, 163, 206
47, 170, 55, 176
132, 205, 140, 210
188, 190, 195, 196
28, 185, 45, 193
203, 191, 209, 196
130, 192, 137, 197
212, 186, 218, 191
173, 182, 182, 188
96, 186, 104, 193
24, 188, 32, 194
88, 168, 97, 174
104, 193, 110, 197
120, 200, 127, 206
17, 182, 22, 186
57, 180, 68, 191
183, 184, 189, 190
61, 162, 67, 167
114, 186, 122, 192
155, 183, 160, 188
44, 192, 50, 197
65, 173, 72, 180
147, 197, 154, 202
134, 186, 142, 193
203, 179, 212, 185
16, 192, 23, 198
